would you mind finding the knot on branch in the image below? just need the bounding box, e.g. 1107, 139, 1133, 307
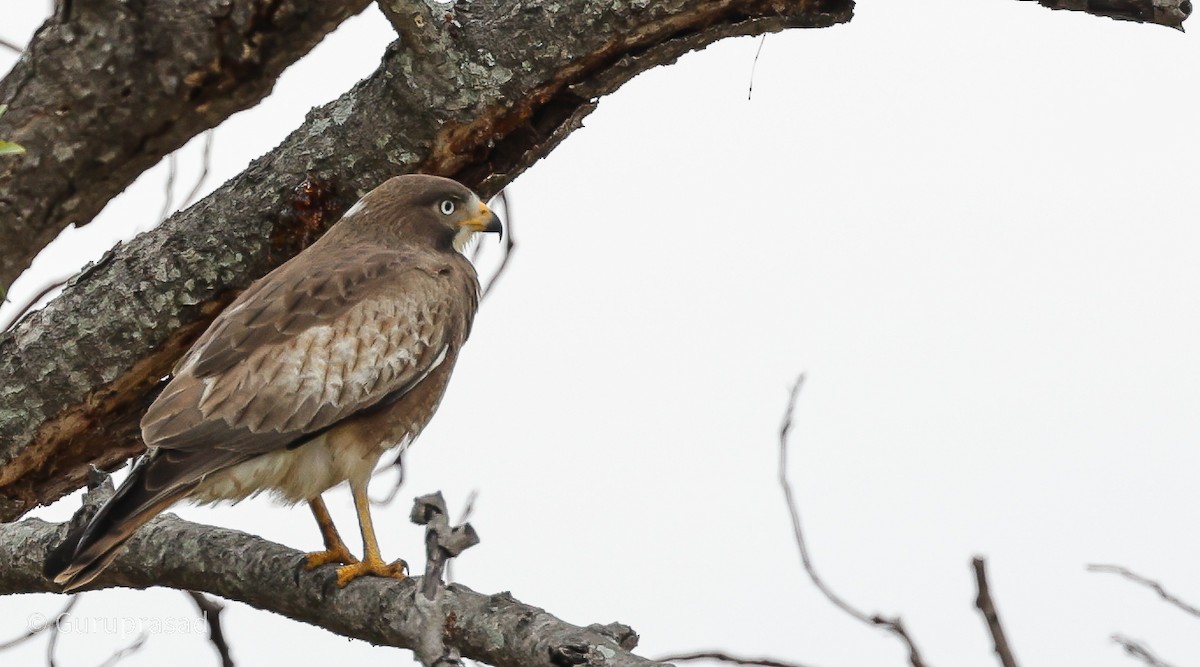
586, 623, 640, 652
408, 491, 480, 667
411, 491, 480, 596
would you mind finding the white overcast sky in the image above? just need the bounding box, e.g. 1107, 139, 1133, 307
3, 2, 1200, 666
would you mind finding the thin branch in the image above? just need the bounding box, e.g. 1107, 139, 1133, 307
370, 447, 406, 505
1111, 635, 1175, 667
1087, 564, 1200, 619
747, 35, 766, 100
657, 651, 817, 667
0, 595, 76, 651
1, 278, 68, 332
158, 152, 178, 225
44, 594, 78, 667
445, 490, 478, 585
778, 374, 928, 667
180, 130, 215, 209
480, 189, 516, 301
971, 557, 1019, 667
0, 36, 22, 54
94, 633, 148, 667
185, 590, 235, 667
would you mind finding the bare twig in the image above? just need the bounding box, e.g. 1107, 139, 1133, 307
181, 130, 216, 209
94, 633, 149, 667
185, 590, 235, 667
972, 557, 1019, 667
747, 35, 767, 100
158, 152, 178, 225
0, 35, 21, 53
778, 374, 928, 667
0, 595, 77, 651
657, 651, 816, 667
445, 490, 479, 585
370, 447, 406, 505
44, 594, 79, 667
1088, 564, 1200, 619
480, 189, 516, 301
1, 278, 68, 332
1112, 635, 1175, 667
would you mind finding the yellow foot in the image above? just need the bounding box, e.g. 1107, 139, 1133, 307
305, 545, 360, 570
335, 555, 408, 587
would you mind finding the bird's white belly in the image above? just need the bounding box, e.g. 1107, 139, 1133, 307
189, 432, 385, 505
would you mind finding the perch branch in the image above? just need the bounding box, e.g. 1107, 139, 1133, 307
0, 483, 660, 667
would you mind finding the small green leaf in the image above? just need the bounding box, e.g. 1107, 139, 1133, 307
0, 140, 24, 155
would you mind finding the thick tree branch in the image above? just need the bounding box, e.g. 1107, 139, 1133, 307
0, 0, 855, 521
0, 0, 371, 292
1026, 0, 1191, 29
0, 508, 659, 667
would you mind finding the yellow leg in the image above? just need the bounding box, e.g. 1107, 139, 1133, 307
304, 496, 360, 569
335, 479, 408, 586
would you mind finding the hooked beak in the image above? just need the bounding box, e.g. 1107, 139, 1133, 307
461, 201, 504, 239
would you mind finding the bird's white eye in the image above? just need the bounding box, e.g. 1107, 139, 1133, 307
439, 199, 456, 215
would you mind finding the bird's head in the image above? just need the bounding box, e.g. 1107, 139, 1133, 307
336, 174, 503, 252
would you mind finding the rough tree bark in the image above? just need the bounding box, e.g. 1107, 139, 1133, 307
0, 0, 1190, 663
0, 0, 855, 522
0, 0, 372, 294
0, 481, 657, 667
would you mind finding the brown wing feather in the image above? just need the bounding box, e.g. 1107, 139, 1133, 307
142, 244, 477, 457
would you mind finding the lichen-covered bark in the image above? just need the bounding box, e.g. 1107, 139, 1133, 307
0, 0, 856, 521
0, 492, 657, 667
0, 0, 371, 293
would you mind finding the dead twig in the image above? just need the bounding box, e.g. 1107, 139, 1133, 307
0, 35, 21, 53
158, 152, 178, 225
181, 130, 215, 209
94, 633, 148, 667
480, 188, 516, 301
972, 557, 1019, 667
369, 447, 406, 505
185, 590, 235, 667
747, 35, 767, 100
1112, 635, 1175, 667
1088, 564, 1200, 620
0, 596, 77, 652
778, 374, 928, 667
1, 278, 68, 331
445, 490, 478, 585
657, 651, 816, 667
44, 594, 79, 667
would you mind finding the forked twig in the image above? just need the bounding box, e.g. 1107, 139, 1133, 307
185, 590, 235, 667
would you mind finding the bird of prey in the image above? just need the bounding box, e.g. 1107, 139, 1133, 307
44, 174, 502, 591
